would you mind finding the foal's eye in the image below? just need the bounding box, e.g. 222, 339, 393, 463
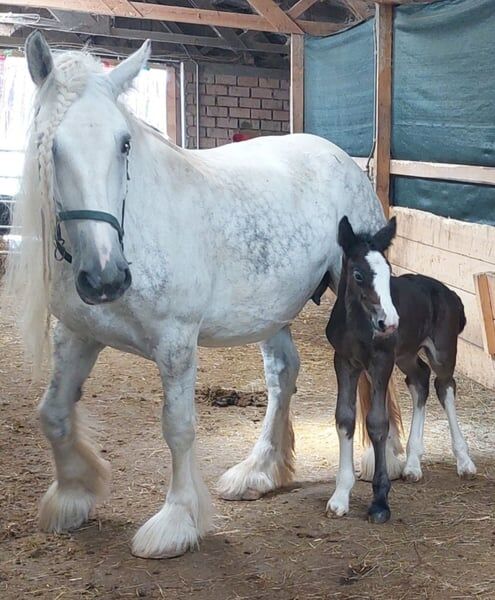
353, 271, 364, 284
121, 139, 131, 154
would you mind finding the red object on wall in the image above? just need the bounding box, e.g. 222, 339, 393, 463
233, 133, 250, 142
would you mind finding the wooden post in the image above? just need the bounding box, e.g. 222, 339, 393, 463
374, 2, 393, 215
290, 33, 304, 134
474, 273, 495, 356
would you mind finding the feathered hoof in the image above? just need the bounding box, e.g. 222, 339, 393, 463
39, 482, 96, 532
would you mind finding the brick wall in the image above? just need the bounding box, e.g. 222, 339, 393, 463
184, 64, 290, 149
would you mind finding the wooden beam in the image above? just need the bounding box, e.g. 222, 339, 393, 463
290, 33, 304, 133
100, 0, 141, 17
390, 160, 495, 186
287, 0, 319, 19
475, 273, 495, 356
373, 2, 393, 216
166, 66, 178, 145
247, 0, 303, 34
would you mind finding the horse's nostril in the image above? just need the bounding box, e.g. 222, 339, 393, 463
78, 270, 99, 292
378, 320, 386, 331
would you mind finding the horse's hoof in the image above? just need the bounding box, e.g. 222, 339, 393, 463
402, 466, 423, 483
457, 458, 476, 479
220, 487, 263, 501
368, 505, 391, 524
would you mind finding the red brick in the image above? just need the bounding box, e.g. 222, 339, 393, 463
207, 127, 229, 139
202, 95, 216, 106
199, 105, 207, 115
251, 108, 271, 120
200, 115, 215, 127
273, 89, 289, 100
261, 120, 281, 131
283, 100, 289, 111
262, 98, 283, 110
251, 87, 273, 99
187, 126, 197, 136
259, 77, 280, 89
199, 84, 206, 95
207, 106, 228, 117
273, 110, 289, 121
249, 119, 260, 130
280, 79, 289, 90
206, 84, 228, 95
200, 138, 217, 149
238, 76, 258, 87
228, 86, 250, 97
217, 117, 238, 128
217, 96, 238, 107
229, 107, 250, 119
239, 97, 260, 109
215, 74, 237, 85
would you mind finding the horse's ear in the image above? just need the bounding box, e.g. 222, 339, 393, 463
25, 31, 53, 87
372, 217, 397, 252
108, 40, 151, 96
338, 216, 357, 256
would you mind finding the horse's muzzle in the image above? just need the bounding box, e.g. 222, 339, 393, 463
76, 264, 132, 305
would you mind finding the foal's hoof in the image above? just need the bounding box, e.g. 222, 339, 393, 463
457, 457, 477, 479
368, 504, 391, 524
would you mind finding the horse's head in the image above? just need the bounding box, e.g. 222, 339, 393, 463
338, 216, 399, 337
25, 32, 150, 305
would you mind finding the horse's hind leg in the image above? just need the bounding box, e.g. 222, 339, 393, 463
218, 325, 299, 501
424, 341, 476, 478
397, 355, 430, 482
132, 327, 212, 559
38, 322, 108, 532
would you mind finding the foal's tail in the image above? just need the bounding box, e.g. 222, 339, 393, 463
356, 374, 404, 481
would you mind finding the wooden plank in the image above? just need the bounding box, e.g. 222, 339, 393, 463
100, 0, 140, 17
287, 0, 320, 19
0, 0, 276, 33
390, 159, 495, 186
456, 337, 495, 389
374, 2, 393, 216
290, 33, 304, 134
166, 67, 177, 145
389, 236, 493, 296
247, 0, 303, 34
391, 207, 495, 265
474, 273, 495, 356
392, 264, 483, 349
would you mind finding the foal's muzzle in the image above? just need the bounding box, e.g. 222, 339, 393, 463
76, 263, 132, 305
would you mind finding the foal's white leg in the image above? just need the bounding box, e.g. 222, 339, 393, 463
402, 384, 426, 482
218, 326, 299, 501
132, 332, 212, 559
38, 323, 109, 532
327, 426, 355, 516
436, 381, 476, 478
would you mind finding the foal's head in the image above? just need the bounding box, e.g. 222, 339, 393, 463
338, 216, 399, 336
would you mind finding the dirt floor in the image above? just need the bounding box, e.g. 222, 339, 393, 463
1, 296, 494, 599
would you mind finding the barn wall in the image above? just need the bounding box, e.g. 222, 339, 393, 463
389, 207, 495, 389
183, 63, 290, 149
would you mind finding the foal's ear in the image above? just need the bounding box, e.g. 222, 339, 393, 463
108, 40, 151, 96
338, 216, 358, 256
372, 217, 397, 252
25, 31, 54, 87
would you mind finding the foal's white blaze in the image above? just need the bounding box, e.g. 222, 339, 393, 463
366, 251, 399, 329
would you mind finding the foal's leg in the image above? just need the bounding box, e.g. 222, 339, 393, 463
218, 326, 299, 501
132, 327, 212, 559
397, 355, 430, 482
366, 353, 394, 523
38, 322, 109, 532
327, 354, 360, 517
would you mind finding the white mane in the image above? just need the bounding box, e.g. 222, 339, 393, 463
2, 52, 104, 376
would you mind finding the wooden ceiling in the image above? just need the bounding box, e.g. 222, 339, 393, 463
0, 1, 421, 68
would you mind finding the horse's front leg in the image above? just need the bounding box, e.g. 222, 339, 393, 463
132, 326, 212, 559
218, 326, 299, 500
327, 354, 361, 517
366, 352, 395, 524
38, 322, 109, 532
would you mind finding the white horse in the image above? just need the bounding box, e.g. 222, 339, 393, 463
5, 32, 401, 559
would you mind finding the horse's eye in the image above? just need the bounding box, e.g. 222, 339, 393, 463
121, 139, 131, 154
353, 271, 364, 284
